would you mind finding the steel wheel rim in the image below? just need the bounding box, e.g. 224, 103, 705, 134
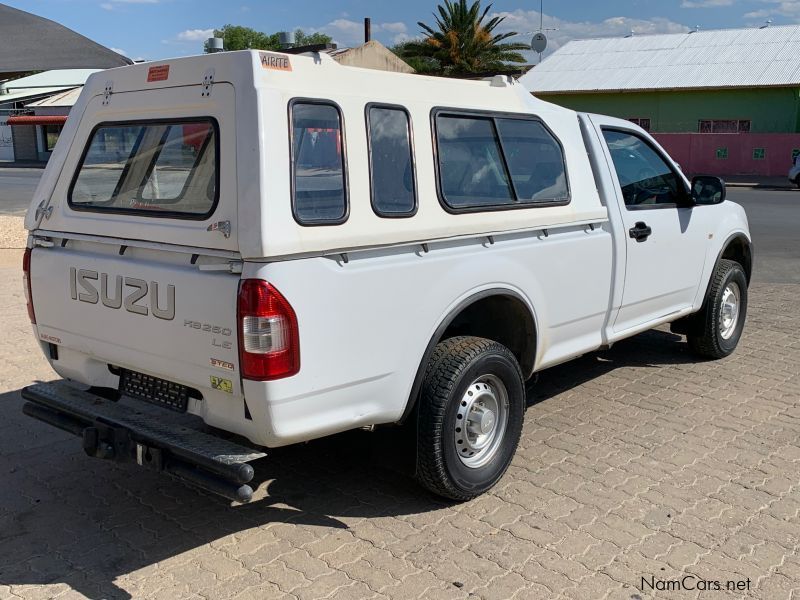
454, 374, 509, 469
719, 282, 741, 340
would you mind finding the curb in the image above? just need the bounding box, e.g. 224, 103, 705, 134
726, 182, 796, 190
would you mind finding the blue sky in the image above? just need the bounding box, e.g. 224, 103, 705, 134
8, 0, 800, 62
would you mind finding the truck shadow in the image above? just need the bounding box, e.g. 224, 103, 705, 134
0, 328, 692, 598
525, 327, 694, 406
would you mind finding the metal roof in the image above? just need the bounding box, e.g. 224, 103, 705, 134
520, 24, 800, 94
0, 3, 132, 73
25, 87, 83, 108
0, 87, 75, 106
1, 69, 98, 90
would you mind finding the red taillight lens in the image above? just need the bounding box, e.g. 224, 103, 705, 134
237, 279, 299, 381
22, 248, 35, 324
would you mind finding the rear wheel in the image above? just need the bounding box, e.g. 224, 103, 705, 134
687, 259, 748, 359
416, 336, 524, 501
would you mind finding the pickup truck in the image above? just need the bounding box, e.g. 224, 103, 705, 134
22, 50, 752, 503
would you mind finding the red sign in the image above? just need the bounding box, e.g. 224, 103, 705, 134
147, 65, 170, 82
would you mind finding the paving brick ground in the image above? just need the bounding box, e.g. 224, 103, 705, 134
1, 262, 798, 600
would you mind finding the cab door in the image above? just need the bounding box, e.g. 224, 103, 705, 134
589, 117, 711, 333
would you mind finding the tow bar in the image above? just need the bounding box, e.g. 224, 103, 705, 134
21, 382, 265, 503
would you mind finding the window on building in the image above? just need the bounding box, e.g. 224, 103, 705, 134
627, 118, 651, 132
434, 112, 568, 210
41, 124, 63, 152
367, 105, 416, 216
291, 101, 347, 224
698, 119, 751, 134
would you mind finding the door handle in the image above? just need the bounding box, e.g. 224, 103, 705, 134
629, 221, 652, 242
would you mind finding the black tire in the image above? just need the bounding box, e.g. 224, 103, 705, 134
687, 259, 748, 359
416, 336, 525, 501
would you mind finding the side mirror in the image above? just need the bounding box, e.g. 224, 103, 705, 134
691, 175, 726, 205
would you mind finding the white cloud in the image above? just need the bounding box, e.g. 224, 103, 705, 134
110, 47, 128, 56
490, 10, 688, 57
681, 0, 734, 7
752, 0, 800, 19
304, 11, 689, 54
301, 19, 410, 47
323, 18, 363, 46
99, 0, 158, 10
685, 0, 800, 21
381, 22, 408, 34
176, 28, 215, 42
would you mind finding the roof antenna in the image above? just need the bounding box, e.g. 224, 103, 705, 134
760, 19, 772, 29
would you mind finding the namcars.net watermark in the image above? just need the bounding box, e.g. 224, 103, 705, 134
641, 575, 752, 593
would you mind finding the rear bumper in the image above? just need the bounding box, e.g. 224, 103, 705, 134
21, 381, 266, 502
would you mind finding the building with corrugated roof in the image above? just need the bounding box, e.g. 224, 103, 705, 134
0, 70, 96, 163
520, 24, 800, 176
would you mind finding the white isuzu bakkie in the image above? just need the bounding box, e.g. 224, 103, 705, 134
22, 49, 752, 503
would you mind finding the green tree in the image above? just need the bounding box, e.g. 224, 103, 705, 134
204, 25, 332, 52
205, 25, 279, 52
293, 29, 333, 47
396, 0, 529, 77
390, 41, 441, 74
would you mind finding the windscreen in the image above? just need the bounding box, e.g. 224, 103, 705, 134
69, 119, 217, 219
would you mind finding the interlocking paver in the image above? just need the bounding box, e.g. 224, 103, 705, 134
1, 267, 799, 599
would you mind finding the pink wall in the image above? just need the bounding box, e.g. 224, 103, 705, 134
653, 133, 800, 177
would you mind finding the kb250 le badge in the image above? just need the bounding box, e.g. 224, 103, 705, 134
184, 319, 233, 349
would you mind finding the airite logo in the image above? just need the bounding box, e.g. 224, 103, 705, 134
259, 52, 292, 71
69, 267, 175, 320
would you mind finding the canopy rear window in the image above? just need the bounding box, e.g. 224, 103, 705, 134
69, 118, 218, 219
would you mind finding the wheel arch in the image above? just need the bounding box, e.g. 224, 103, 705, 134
398, 288, 538, 424
718, 232, 753, 285
695, 232, 752, 313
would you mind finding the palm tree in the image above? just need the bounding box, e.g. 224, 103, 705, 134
396, 0, 529, 77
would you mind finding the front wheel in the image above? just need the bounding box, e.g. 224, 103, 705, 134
416, 336, 525, 501
687, 259, 748, 359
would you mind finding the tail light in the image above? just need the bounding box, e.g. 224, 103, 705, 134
22, 248, 35, 324
237, 279, 299, 380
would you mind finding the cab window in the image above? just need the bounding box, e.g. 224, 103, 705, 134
602, 129, 687, 209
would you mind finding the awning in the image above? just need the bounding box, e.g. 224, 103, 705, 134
6, 115, 68, 125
